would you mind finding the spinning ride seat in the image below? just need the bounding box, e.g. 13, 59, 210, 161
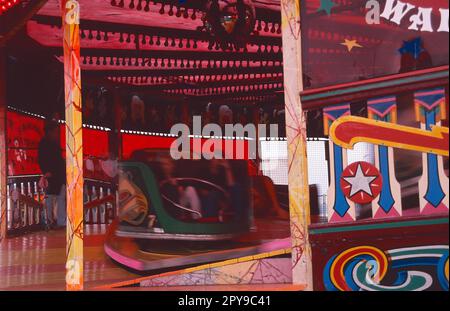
116, 149, 252, 241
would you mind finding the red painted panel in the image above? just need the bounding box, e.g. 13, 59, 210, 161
7, 111, 257, 176
60, 127, 109, 159
7, 110, 110, 177
121, 134, 174, 159
7, 111, 44, 149
122, 134, 251, 161
7, 111, 44, 175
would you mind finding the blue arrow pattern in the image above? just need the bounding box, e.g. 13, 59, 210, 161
324, 104, 352, 218
367, 96, 398, 214
423, 110, 446, 208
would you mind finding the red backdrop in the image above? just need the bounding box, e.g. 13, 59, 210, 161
7, 110, 110, 178
7, 110, 258, 178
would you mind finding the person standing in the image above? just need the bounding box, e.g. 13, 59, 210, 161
38, 120, 66, 229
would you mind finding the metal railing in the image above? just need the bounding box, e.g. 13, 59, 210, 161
6, 175, 117, 236
84, 178, 118, 225
6, 175, 45, 236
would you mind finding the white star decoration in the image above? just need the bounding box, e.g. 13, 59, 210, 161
343, 164, 377, 197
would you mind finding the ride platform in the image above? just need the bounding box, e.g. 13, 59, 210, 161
0, 225, 139, 290
105, 218, 291, 273
0, 218, 291, 290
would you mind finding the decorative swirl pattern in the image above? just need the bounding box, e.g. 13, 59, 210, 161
324, 245, 449, 291
324, 246, 388, 291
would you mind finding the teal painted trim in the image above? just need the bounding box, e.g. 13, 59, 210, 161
309, 217, 449, 235
301, 71, 449, 102
389, 248, 448, 257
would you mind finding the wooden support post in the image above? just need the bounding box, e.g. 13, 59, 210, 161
280, 0, 313, 289
0, 47, 7, 242
62, 0, 83, 290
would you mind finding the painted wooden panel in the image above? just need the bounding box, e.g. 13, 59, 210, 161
140, 258, 292, 287
310, 215, 449, 291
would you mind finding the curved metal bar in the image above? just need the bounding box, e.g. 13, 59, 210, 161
160, 193, 202, 217
159, 177, 231, 217
160, 177, 228, 195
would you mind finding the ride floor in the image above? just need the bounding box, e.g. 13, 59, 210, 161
0, 225, 139, 290
0, 219, 291, 290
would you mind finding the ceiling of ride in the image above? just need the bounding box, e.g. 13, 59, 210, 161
21, 0, 284, 105
3, 0, 449, 102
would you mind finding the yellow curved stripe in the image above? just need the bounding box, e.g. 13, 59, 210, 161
330, 116, 449, 157
445, 258, 449, 282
